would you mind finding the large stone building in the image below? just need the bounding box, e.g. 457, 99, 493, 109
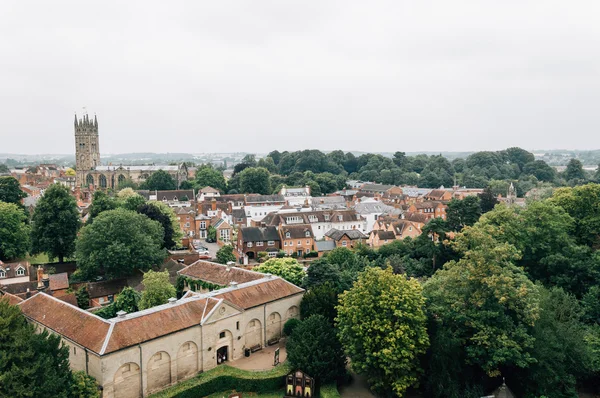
74, 113, 188, 189
11, 261, 303, 398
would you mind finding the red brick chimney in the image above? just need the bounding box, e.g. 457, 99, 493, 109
211, 198, 217, 211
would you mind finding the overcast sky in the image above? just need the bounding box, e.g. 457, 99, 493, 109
1, 1, 599, 155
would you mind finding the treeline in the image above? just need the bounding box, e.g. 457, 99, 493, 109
184, 148, 600, 197
293, 183, 600, 397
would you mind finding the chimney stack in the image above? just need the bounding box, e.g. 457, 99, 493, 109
264, 273, 272, 279
116, 310, 127, 319
168, 297, 177, 304
211, 198, 217, 211
229, 281, 238, 288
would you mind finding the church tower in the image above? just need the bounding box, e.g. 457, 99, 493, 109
74, 113, 100, 187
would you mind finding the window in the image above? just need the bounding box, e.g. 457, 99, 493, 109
305, 231, 310, 237
324, 215, 330, 221
284, 241, 287, 246
306, 240, 310, 244
342, 241, 347, 247
338, 215, 343, 221
409, 227, 413, 231
73, 347, 77, 355
247, 242, 253, 247
268, 252, 277, 258
308, 215, 318, 223
236, 321, 240, 330
108, 294, 114, 303
16, 267, 25, 276
0, 271, 6, 278
200, 221, 206, 229
285, 232, 291, 239
219, 331, 226, 339
185, 222, 190, 227
256, 241, 264, 246
306, 248, 310, 254
297, 240, 301, 246
267, 240, 274, 246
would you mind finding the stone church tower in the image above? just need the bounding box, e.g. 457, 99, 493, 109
74, 113, 100, 187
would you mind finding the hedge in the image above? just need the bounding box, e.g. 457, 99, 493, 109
319, 383, 341, 398
149, 364, 291, 398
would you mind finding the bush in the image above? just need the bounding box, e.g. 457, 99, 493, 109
276, 250, 286, 258
150, 364, 290, 398
283, 318, 302, 336
319, 383, 341, 398
303, 250, 319, 258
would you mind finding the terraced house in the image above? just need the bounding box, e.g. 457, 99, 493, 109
13, 261, 303, 398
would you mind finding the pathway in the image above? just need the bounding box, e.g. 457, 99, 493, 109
229, 341, 287, 371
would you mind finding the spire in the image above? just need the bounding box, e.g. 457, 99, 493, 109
94, 114, 98, 128
74, 113, 78, 127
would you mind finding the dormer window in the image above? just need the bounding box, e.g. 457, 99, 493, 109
338, 215, 343, 221
324, 215, 330, 221
0, 270, 5, 278
16, 266, 25, 276
305, 231, 310, 237
163, 197, 167, 201
286, 232, 291, 239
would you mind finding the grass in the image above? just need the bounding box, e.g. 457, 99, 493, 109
27, 252, 50, 265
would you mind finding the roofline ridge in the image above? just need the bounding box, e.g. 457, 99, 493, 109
201, 298, 223, 325
99, 322, 115, 355
108, 295, 209, 322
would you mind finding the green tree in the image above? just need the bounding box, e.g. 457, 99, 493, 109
137, 202, 182, 249
207, 225, 217, 242
0, 163, 9, 173
478, 186, 499, 213
283, 318, 302, 336
87, 191, 117, 224
303, 259, 351, 292
563, 158, 587, 183
30, 184, 80, 263
93, 286, 141, 319
0, 176, 26, 205
446, 196, 482, 231
254, 258, 306, 286
194, 165, 227, 192
300, 282, 338, 324
215, 244, 236, 264
76, 208, 166, 279
75, 286, 90, 309
423, 226, 539, 397
140, 169, 177, 190
239, 167, 272, 194
551, 184, 600, 248
503, 147, 535, 171
119, 192, 146, 212
139, 270, 177, 310
0, 202, 30, 261
287, 315, 347, 385
582, 285, 600, 325
523, 160, 556, 182
71, 371, 100, 398
336, 267, 429, 396
0, 300, 73, 398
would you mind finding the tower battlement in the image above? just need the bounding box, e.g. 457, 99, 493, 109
74, 113, 98, 135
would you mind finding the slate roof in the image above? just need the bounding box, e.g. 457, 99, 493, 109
262, 210, 363, 226
49, 273, 69, 291
156, 190, 195, 201
325, 228, 367, 241
87, 279, 128, 299
240, 226, 280, 242
353, 201, 400, 215
360, 184, 395, 193
232, 209, 247, 220
373, 230, 396, 240
245, 194, 285, 204
179, 260, 264, 285
316, 240, 336, 252
281, 225, 314, 239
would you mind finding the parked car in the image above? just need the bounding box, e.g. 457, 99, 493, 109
196, 248, 210, 256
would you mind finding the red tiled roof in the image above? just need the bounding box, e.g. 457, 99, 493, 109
214, 278, 303, 310
179, 260, 264, 286
104, 297, 218, 354
19, 293, 111, 354
49, 273, 69, 291
0, 291, 23, 305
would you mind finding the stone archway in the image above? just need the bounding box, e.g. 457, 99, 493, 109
245, 319, 262, 349
286, 306, 299, 321
177, 341, 198, 381
266, 312, 282, 342
147, 351, 171, 393
215, 329, 233, 365
113, 362, 141, 398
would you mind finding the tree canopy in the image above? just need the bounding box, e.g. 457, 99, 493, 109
215, 244, 236, 264
254, 258, 306, 286
139, 270, 177, 310
0, 176, 26, 205
30, 184, 81, 263
139, 169, 177, 190
76, 208, 166, 279
0, 201, 30, 261
194, 165, 227, 192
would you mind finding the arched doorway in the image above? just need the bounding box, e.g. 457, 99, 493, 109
113, 362, 141, 398
215, 329, 233, 365
99, 174, 107, 188
245, 319, 262, 349
177, 341, 198, 381
246, 251, 255, 260
266, 312, 282, 342
86, 174, 94, 187
147, 351, 171, 393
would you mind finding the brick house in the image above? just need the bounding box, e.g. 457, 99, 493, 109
280, 225, 315, 257
237, 226, 281, 262
368, 219, 422, 247
423, 189, 452, 202
408, 201, 447, 221
174, 207, 197, 238
324, 229, 367, 249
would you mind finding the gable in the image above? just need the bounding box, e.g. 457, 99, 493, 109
201, 300, 243, 324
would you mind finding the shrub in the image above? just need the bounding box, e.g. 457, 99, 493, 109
283, 318, 302, 336
303, 250, 319, 258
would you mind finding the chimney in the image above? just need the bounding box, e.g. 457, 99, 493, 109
42, 277, 50, 290
211, 198, 217, 211
36, 266, 45, 291
226, 261, 234, 271
116, 310, 127, 318
26, 288, 31, 298
168, 297, 177, 304
229, 281, 238, 288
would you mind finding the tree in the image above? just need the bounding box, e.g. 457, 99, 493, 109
595, 163, 600, 183
564, 158, 587, 183
523, 160, 556, 182
287, 315, 347, 385
446, 196, 482, 231
94, 286, 141, 319
0, 176, 26, 205
254, 258, 306, 286
422, 226, 539, 397
0, 163, 9, 173
207, 225, 217, 242
76, 286, 90, 309
0, 300, 73, 398
194, 165, 227, 192
336, 267, 429, 396
303, 259, 350, 292
30, 184, 80, 262
215, 245, 236, 264
76, 208, 166, 279
179, 180, 194, 189
119, 193, 146, 212
71, 371, 100, 398
137, 202, 182, 249
139, 270, 177, 310
283, 318, 301, 336
478, 186, 499, 213
0, 202, 30, 261
87, 191, 117, 224
140, 169, 177, 190
551, 184, 600, 248
300, 282, 338, 324
239, 167, 272, 194
503, 147, 535, 171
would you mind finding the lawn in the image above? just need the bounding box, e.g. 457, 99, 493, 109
27, 252, 50, 265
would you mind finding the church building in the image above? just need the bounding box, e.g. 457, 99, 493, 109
74, 113, 188, 189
